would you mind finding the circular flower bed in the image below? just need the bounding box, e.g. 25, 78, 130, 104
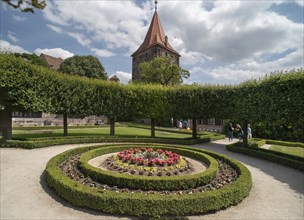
106, 147, 192, 176
79, 145, 218, 191
45, 144, 252, 217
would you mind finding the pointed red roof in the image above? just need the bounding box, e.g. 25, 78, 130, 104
132, 11, 179, 56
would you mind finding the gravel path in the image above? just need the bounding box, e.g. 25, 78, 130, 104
1, 140, 303, 220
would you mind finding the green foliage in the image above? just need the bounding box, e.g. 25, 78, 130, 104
269, 145, 304, 158
45, 144, 252, 217
1, 0, 46, 13
0, 134, 222, 149
14, 53, 48, 67
266, 140, 304, 148
1, 53, 303, 141
247, 138, 266, 148
137, 56, 189, 86
79, 145, 218, 191
226, 143, 304, 171
59, 55, 108, 80
234, 69, 304, 142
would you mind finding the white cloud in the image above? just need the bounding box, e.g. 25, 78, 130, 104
0, 40, 29, 53
46, 24, 63, 33
12, 15, 26, 21
90, 48, 116, 58
110, 71, 132, 84
67, 32, 91, 46
7, 31, 19, 43
42, 0, 152, 53
295, 0, 304, 7
34, 48, 74, 59
42, 0, 303, 84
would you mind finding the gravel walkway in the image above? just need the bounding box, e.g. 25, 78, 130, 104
1, 140, 303, 220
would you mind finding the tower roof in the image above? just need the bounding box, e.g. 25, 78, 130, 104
132, 11, 179, 56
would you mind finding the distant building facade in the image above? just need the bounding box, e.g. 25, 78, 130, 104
131, 4, 180, 81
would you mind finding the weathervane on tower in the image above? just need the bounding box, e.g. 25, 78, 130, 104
155, 0, 158, 11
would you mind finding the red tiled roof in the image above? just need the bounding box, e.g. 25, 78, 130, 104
132, 11, 179, 56
40, 53, 63, 70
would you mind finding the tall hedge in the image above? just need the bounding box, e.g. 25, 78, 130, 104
0, 53, 303, 142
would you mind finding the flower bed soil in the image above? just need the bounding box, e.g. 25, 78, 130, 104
59, 153, 238, 195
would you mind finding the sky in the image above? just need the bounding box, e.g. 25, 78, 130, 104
1, 0, 303, 84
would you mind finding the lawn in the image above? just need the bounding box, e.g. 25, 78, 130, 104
12, 126, 192, 139
269, 145, 304, 158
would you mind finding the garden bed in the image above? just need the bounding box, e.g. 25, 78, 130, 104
45, 144, 252, 217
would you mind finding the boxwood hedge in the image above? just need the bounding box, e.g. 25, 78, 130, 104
226, 144, 304, 171
1, 134, 224, 149
79, 145, 218, 191
45, 144, 252, 217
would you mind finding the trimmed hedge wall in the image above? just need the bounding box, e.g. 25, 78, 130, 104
1, 133, 224, 149
79, 145, 218, 191
45, 144, 252, 217
226, 144, 304, 171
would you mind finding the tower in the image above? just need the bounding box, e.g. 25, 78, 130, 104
131, 0, 180, 81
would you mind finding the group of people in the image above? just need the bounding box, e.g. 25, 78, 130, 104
179, 120, 189, 130
228, 123, 252, 141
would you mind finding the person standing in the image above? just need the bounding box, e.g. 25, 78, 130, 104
179, 121, 182, 130
235, 124, 243, 140
228, 123, 234, 141
248, 124, 252, 139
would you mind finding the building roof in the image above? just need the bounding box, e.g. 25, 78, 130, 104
40, 53, 63, 70
109, 74, 120, 82
132, 11, 179, 57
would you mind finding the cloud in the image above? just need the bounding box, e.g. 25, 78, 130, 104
90, 48, 116, 58
12, 15, 26, 21
67, 32, 91, 46
7, 31, 19, 43
0, 40, 29, 53
42, 0, 152, 53
110, 71, 132, 84
34, 48, 74, 59
42, 0, 303, 84
46, 24, 63, 33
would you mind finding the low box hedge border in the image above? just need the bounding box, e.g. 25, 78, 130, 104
1, 134, 224, 149
45, 144, 252, 217
265, 140, 304, 148
226, 144, 304, 171
79, 145, 218, 191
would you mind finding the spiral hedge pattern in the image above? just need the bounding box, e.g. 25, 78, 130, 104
45, 144, 252, 217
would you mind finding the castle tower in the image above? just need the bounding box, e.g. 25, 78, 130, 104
131, 0, 180, 81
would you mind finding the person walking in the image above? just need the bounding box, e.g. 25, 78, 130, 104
235, 124, 243, 140
228, 123, 234, 141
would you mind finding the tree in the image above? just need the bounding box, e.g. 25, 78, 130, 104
14, 53, 48, 67
59, 55, 108, 80
1, 0, 46, 13
138, 56, 190, 86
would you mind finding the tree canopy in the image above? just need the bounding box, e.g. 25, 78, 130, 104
14, 53, 48, 68
59, 55, 108, 80
1, 53, 303, 141
138, 56, 190, 86
1, 0, 46, 13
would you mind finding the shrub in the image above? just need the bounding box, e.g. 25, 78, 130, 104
0, 134, 224, 149
45, 144, 252, 217
226, 144, 304, 171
